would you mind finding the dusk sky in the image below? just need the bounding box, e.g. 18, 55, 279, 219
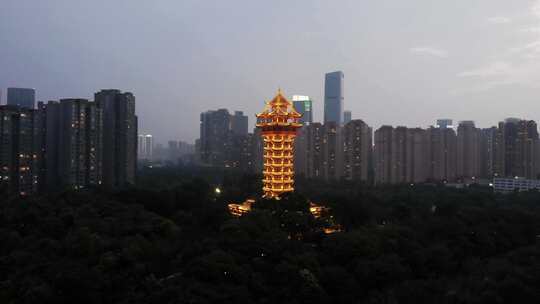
3, 0, 540, 143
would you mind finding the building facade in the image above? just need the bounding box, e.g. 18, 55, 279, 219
480, 127, 498, 178
374, 126, 393, 184
374, 126, 428, 184
342, 119, 372, 182
344, 110, 352, 125
0, 105, 41, 195
292, 95, 313, 125
7, 88, 36, 109
138, 134, 153, 160
456, 121, 481, 180
324, 71, 344, 125
200, 109, 231, 166
95, 89, 137, 187
427, 126, 457, 182
322, 121, 342, 181
231, 111, 248, 136
495, 118, 540, 179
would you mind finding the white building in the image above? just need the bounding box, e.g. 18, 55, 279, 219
492, 177, 540, 193
138, 134, 153, 160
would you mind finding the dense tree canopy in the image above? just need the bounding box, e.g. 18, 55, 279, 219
1, 168, 540, 303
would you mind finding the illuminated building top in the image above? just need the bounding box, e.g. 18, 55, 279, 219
292, 95, 310, 102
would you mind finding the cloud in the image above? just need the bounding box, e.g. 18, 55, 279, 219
458, 61, 511, 77
456, 59, 540, 93
509, 41, 540, 58
456, 2, 540, 93
487, 16, 511, 24
518, 27, 540, 33
409, 47, 448, 58
533, 0, 540, 18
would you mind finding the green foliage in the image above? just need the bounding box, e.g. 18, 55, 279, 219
1, 169, 540, 303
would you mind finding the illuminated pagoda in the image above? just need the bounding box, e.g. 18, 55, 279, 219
256, 90, 302, 199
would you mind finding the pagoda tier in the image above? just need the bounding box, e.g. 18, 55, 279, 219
256, 90, 302, 199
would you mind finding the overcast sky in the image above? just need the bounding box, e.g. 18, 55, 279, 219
3, 0, 540, 143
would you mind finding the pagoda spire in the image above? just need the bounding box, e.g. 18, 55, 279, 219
256, 89, 303, 199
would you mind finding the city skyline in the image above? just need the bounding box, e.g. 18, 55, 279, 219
4, 1, 540, 143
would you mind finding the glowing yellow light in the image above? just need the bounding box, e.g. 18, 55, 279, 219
228, 199, 255, 217
256, 90, 302, 199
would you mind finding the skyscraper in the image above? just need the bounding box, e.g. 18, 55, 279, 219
302, 122, 324, 179
324, 71, 344, 125
145, 135, 153, 160
95, 89, 137, 187
138, 134, 153, 160
231, 111, 248, 136
7, 88, 36, 109
495, 118, 540, 179
374, 126, 393, 184
456, 121, 481, 180
343, 119, 372, 182
0, 105, 41, 195
322, 122, 342, 181
480, 127, 498, 178
344, 110, 352, 124
373, 126, 428, 184
436, 119, 453, 129
427, 126, 457, 182
57, 99, 103, 188
200, 109, 231, 166
138, 135, 145, 158
292, 95, 313, 124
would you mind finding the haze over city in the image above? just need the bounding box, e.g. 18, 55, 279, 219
6, 1, 540, 303
3, 0, 540, 143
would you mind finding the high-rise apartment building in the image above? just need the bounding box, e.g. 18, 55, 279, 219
480, 127, 498, 178
200, 109, 231, 166
344, 111, 352, 124
199, 108, 254, 170
342, 119, 372, 182
231, 111, 248, 136
436, 119, 453, 129
7, 88, 36, 109
495, 118, 540, 179
0, 105, 41, 195
456, 121, 481, 180
294, 122, 324, 179
95, 89, 137, 187
405, 128, 429, 183
42, 99, 103, 190
427, 126, 457, 182
374, 126, 428, 184
292, 95, 313, 124
138, 134, 153, 160
322, 122, 342, 181
374, 126, 393, 184
226, 133, 256, 172
145, 135, 153, 159
324, 71, 344, 125
252, 127, 264, 174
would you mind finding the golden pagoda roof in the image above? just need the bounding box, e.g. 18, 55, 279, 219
256, 89, 302, 120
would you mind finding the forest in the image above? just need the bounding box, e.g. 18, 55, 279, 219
1, 167, 540, 303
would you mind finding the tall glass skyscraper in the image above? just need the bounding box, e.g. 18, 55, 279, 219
7, 88, 35, 109
324, 71, 344, 125
344, 110, 352, 124
292, 95, 313, 124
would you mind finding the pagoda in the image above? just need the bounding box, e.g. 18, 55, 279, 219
256, 90, 302, 199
